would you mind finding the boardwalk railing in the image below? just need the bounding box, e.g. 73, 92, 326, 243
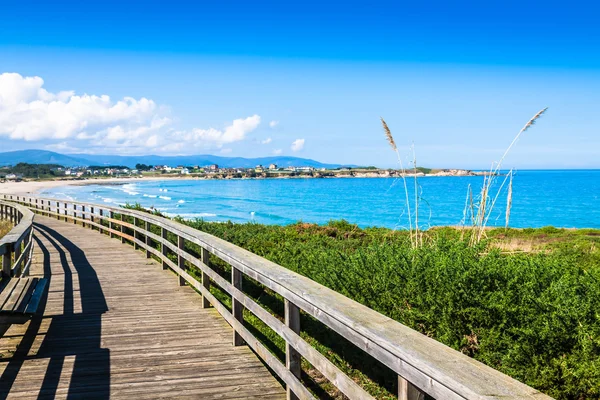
1, 194, 551, 400
0, 201, 35, 278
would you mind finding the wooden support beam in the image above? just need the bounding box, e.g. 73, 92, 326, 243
161, 227, 168, 270
109, 211, 115, 238
285, 299, 301, 400
2, 248, 12, 278
200, 247, 211, 308
232, 267, 245, 346
145, 220, 151, 258
398, 376, 426, 400
177, 236, 186, 286
120, 213, 125, 243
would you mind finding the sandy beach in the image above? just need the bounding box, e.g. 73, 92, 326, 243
0, 177, 158, 196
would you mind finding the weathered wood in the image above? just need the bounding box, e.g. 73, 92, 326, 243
399, 376, 426, 400
178, 235, 186, 286
2, 251, 12, 277
0, 215, 284, 399
23, 277, 47, 314
109, 210, 115, 238
285, 300, 301, 400
161, 227, 168, 270
145, 220, 151, 258
200, 247, 211, 308
184, 257, 372, 399
232, 267, 245, 347
0, 278, 19, 309
120, 212, 125, 243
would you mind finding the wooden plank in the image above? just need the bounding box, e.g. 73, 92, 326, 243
0, 214, 285, 399
13, 277, 38, 313
0, 278, 19, 309
2, 278, 28, 312
24, 277, 47, 315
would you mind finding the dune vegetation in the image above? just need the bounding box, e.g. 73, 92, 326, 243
122, 203, 600, 399
0, 220, 12, 239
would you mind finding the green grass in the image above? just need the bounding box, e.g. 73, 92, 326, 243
121, 204, 600, 399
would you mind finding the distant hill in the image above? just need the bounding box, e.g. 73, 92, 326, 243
0, 150, 352, 169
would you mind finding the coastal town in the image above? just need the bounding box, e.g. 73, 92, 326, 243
0, 162, 487, 182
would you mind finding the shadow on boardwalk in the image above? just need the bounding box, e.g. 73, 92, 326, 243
0, 223, 110, 399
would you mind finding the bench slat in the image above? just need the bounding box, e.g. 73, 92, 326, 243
24, 278, 47, 315
3, 278, 28, 312
0, 279, 20, 310
14, 278, 38, 313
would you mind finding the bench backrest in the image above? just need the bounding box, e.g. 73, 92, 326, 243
0, 201, 35, 278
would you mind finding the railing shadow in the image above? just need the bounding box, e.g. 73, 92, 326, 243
0, 223, 110, 399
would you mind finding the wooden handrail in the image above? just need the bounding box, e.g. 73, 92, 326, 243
1, 194, 552, 400
0, 200, 35, 278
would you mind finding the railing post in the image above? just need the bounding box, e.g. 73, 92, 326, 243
99, 209, 104, 234
73, 204, 77, 224
232, 267, 245, 346
145, 221, 151, 258
14, 239, 22, 275
161, 227, 168, 270
398, 377, 426, 400
200, 247, 211, 308
120, 213, 125, 243
177, 236, 186, 286
90, 206, 95, 229
64, 202, 68, 222
285, 299, 301, 400
82, 205, 86, 227
133, 217, 139, 250
2, 246, 12, 278
109, 211, 114, 238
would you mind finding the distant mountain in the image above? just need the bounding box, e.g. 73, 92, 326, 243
0, 150, 91, 167
0, 150, 352, 169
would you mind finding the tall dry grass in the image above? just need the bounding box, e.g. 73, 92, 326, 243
383, 108, 547, 247
468, 107, 548, 244
381, 117, 420, 248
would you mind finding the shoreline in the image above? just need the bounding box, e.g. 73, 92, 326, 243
0, 173, 484, 197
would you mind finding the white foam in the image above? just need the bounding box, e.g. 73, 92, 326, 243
159, 196, 171, 200
177, 200, 185, 204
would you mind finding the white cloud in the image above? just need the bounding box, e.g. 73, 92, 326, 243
0, 72, 261, 154
261, 137, 272, 144
171, 115, 261, 148
269, 120, 279, 128
291, 139, 305, 152
0, 73, 162, 143
273, 149, 282, 155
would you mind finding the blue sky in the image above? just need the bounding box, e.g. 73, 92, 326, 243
0, 0, 599, 168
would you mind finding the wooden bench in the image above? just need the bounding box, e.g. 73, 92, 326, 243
0, 277, 47, 321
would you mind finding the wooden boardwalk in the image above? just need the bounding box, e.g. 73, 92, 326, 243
0, 216, 285, 399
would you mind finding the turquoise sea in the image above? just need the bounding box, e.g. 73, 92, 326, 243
40, 170, 600, 229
